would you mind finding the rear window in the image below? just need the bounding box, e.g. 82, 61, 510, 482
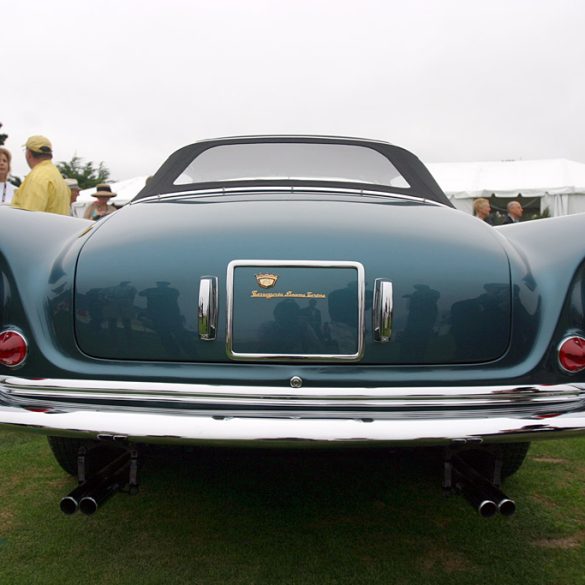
174, 143, 410, 188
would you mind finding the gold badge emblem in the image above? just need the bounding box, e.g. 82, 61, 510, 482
256, 273, 279, 288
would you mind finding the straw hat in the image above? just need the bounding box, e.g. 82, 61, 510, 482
92, 183, 117, 198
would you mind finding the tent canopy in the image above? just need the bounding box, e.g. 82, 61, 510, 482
72, 176, 148, 217
76, 176, 149, 205
426, 158, 585, 199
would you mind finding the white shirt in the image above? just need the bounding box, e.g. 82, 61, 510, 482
1, 180, 16, 205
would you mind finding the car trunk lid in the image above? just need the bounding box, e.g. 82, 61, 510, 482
74, 195, 511, 365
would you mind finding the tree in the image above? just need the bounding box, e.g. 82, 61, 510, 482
56, 156, 111, 189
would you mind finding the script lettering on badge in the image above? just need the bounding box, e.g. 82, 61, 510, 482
250, 290, 327, 300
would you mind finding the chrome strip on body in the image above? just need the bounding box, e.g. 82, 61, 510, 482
2, 377, 585, 446
225, 260, 366, 362
198, 276, 218, 340
134, 186, 447, 208
2, 400, 585, 447
373, 279, 393, 342
2, 377, 584, 409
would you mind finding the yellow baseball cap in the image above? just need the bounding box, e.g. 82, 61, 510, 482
24, 135, 53, 154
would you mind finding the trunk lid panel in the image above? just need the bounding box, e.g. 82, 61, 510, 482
74, 197, 511, 364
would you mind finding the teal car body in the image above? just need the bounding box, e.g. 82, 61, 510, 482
1, 136, 585, 458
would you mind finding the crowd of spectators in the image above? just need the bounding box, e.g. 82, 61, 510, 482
473, 197, 524, 226
1, 134, 117, 221
2, 134, 527, 227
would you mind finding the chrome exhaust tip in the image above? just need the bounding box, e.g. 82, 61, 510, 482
59, 495, 79, 515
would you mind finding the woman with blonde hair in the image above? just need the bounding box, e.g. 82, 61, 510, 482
473, 197, 494, 225
0, 146, 16, 205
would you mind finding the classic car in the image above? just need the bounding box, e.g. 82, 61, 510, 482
1, 135, 585, 518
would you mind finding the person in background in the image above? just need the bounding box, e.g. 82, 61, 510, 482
65, 178, 81, 216
64, 177, 80, 207
11, 135, 70, 215
473, 197, 494, 225
84, 183, 117, 221
0, 146, 16, 205
502, 200, 523, 224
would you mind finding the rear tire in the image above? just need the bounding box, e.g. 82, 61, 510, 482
462, 442, 530, 480
47, 436, 92, 476
499, 442, 531, 478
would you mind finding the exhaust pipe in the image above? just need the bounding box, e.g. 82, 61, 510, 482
60, 486, 88, 516
451, 455, 516, 517
78, 468, 128, 516
60, 450, 131, 515
457, 478, 498, 518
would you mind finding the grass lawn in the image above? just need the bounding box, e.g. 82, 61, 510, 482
1, 429, 585, 585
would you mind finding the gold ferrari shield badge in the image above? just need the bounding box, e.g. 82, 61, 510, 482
256, 273, 279, 288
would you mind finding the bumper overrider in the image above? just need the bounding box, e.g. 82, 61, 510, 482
1, 376, 585, 446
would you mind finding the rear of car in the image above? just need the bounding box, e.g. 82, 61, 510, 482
1, 136, 585, 516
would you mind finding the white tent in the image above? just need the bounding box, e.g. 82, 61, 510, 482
71, 176, 148, 218
427, 159, 585, 217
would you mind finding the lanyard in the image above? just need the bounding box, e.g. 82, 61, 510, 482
1, 182, 6, 203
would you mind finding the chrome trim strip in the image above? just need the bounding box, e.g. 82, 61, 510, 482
2, 378, 585, 445
373, 279, 393, 342
2, 377, 584, 409
198, 276, 218, 340
135, 187, 446, 208
225, 260, 365, 362
4, 391, 582, 410
2, 402, 585, 446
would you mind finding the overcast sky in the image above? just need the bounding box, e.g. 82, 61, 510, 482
3, 0, 584, 181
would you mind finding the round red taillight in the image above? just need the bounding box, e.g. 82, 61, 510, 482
558, 336, 585, 373
0, 330, 28, 367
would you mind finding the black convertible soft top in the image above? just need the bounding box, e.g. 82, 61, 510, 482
135, 135, 452, 207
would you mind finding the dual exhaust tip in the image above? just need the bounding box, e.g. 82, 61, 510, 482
60, 451, 132, 516
451, 455, 516, 518
460, 484, 516, 518
61, 495, 102, 516
60, 482, 123, 516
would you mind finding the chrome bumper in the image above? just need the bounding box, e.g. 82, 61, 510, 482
1, 376, 585, 447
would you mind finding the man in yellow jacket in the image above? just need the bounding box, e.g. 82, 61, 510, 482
11, 135, 70, 216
